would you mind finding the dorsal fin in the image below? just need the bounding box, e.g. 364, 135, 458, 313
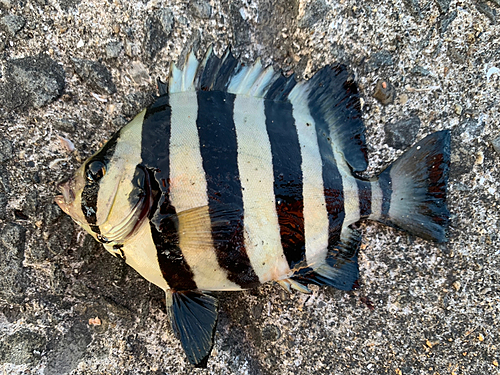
167, 46, 284, 98
289, 65, 368, 172
166, 47, 368, 171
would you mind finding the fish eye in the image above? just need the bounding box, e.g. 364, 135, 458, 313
86, 160, 107, 182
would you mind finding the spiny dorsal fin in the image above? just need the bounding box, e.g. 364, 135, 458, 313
167, 46, 284, 97
166, 47, 368, 172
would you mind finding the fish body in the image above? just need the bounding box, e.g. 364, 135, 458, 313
55, 47, 450, 367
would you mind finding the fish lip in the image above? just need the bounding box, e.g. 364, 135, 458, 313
56, 179, 75, 205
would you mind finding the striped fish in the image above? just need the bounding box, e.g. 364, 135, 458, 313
55, 47, 451, 367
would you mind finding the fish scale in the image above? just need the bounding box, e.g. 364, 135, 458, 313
55, 47, 451, 368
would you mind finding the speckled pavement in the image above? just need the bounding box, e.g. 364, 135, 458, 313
0, 0, 499, 374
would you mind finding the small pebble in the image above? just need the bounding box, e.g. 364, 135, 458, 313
144, 9, 173, 60
439, 10, 457, 34
0, 139, 13, 163
72, 58, 117, 95
373, 79, 395, 105
106, 41, 123, 58
54, 118, 77, 133
365, 51, 394, 72
384, 115, 420, 149
127, 61, 150, 85
475, 2, 497, 24
189, 0, 212, 19
435, 0, 451, 13
411, 65, 432, 76
1, 14, 26, 35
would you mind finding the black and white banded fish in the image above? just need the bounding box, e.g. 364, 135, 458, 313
55, 47, 451, 367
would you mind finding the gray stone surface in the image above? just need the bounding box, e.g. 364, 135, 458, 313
144, 8, 174, 60
0, 329, 46, 365
0, 14, 25, 35
0, 140, 13, 163
384, 115, 421, 150
493, 136, 500, 154
72, 58, 117, 95
189, 0, 212, 19
0, 54, 65, 111
0, 223, 26, 304
105, 41, 123, 59
0, 0, 499, 374
298, 0, 330, 28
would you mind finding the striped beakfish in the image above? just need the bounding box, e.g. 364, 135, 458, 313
55, 47, 450, 367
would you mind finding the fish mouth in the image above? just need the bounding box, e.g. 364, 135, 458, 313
54, 178, 76, 212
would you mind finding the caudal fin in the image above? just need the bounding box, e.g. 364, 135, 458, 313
372, 130, 451, 242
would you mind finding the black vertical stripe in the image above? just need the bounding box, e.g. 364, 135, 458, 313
264, 99, 306, 269
196, 90, 260, 288
264, 74, 297, 101
308, 98, 345, 251
141, 96, 197, 291
356, 178, 372, 219
378, 169, 393, 219
81, 131, 121, 235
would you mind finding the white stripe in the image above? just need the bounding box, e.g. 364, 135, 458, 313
290, 83, 360, 245
288, 88, 329, 270
233, 95, 291, 282
368, 179, 383, 221
97, 110, 146, 230
169, 92, 241, 290
228, 61, 262, 94
333, 148, 360, 240
169, 92, 207, 211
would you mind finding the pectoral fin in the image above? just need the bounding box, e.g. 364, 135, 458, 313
166, 290, 219, 368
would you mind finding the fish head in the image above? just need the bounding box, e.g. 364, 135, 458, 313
55, 114, 152, 247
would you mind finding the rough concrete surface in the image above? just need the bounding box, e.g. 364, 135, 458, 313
0, 0, 499, 374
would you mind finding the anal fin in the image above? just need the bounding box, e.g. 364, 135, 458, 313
292, 227, 362, 291
166, 290, 219, 368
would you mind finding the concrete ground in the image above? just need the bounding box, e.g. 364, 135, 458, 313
0, 0, 499, 374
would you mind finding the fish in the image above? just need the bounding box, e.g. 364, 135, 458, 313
55, 47, 451, 367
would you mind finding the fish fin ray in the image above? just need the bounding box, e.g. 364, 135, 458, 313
166, 290, 219, 368
176, 204, 244, 248
167, 46, 300, 100
291, 65, 368, 172
375, 130, 451, 242
169, 50, 200, 93
291, 227, 361, 291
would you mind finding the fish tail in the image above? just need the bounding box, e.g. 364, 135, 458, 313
370, 130, 451, 242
